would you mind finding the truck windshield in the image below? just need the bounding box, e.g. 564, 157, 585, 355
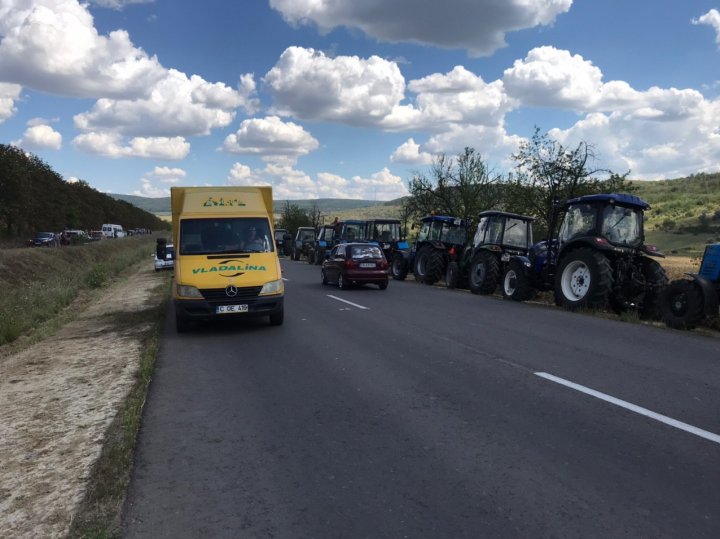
180, 217, 274, 255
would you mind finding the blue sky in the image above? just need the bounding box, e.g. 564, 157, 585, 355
1, 0, 719, 200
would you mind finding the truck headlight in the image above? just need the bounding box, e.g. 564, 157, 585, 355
259, 279, 284, 296
176, 284, 203, 298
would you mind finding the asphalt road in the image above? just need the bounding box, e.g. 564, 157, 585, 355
122, 257, 720, 538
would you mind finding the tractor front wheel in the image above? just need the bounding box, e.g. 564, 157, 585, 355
391, 253, 409, 281
555, 248, 612, 310
468, 252, 500, 295
660, 279, 705, 330
501, 262, 532, 302
413, 247, 431, 282
424, 249, 445, 285
446, 261, 460, 289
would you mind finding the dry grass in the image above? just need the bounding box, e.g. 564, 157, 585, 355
659, 255, 700, 280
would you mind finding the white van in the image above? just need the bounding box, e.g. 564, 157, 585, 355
101, 224, 126, 238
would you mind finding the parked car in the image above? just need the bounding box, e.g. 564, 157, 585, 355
89, 230, 104, 241
154, 240, 175, 271
321, 242, 389, 290
29, 231, 57, 247
101, 224, 126, 238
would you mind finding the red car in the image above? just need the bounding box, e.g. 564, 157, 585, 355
321, 242, 389, 290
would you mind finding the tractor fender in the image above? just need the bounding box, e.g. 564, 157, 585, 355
427, 240, 447, 250
508, 255, 533, 275
685, 273, 720, 317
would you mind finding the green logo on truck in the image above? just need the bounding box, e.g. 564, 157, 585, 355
192, 263, 267, 278
202, 196, 246, 207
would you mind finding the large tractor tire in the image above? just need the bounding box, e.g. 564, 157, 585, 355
555, 248, 612, 310
468, 251, 500, 295
638, 258, 669, 320
391, 253, 409, 281
413, 246, 432, 282
445, 261, 460, 289
423, 249, 445, 285
501, 261, 532, 302
660, 279, 705, 330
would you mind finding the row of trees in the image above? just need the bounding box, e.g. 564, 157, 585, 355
276, 128, 635, 241
0, 144, 169, 239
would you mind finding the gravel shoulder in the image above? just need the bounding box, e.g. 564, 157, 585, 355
0, 264, 166, 538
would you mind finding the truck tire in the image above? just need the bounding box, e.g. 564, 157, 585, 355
469, 251, 500, 295
660, 279, 704, 330
423, 249, 445, 285
555, 248, 612, 310
413, 246, 431, 282
638, 258, 669, 320
391, 253, 408, 281
269, 306, 284, 326
175, 313, 191, 333
446, 261, 459, 289
501, 262, 532, 301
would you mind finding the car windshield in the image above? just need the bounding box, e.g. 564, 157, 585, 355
180, 217, 274, 255
37, 232, 55, 238
350, 245, 383, 259
601, 205, 642, 246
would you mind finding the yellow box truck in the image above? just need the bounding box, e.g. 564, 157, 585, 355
171, 186, 284, 332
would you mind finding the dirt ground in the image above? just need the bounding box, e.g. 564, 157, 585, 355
0, 265, 165, 538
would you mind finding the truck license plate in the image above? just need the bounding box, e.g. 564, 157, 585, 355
216, 304, 248, 314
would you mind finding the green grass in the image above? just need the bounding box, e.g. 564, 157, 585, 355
0, 236, 157, 346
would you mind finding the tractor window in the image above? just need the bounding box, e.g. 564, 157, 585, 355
343, 223, 364, 241
503, 218, 530, 248
417, 222, 431, 242
371, 222, 400, 242
559, 204, 596, 243
487, 219, 503, 245
429, 222, 443, 241
442, 223, 467, 245
601, 205, 642, 246
474, 217, 489, 246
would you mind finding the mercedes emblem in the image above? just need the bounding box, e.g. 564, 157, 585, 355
225, 285, 238, 297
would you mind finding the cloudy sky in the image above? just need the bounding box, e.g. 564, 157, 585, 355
1, 0, 719, 200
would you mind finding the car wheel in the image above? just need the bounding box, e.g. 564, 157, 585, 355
338, 273, 349, 290
321, 269, 328, 285
379, 281, 388, 290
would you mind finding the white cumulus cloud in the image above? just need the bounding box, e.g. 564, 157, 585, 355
73, 132, 190, 159
390, 138, 434, 165
269, 0, 573, 57
12, 124, 62, 150
0, 82, 22, 122
221, 116, 319, 164
693, 9, 720, 45
146, 166, 186, 183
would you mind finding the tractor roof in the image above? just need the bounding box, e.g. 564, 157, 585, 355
366, 218, 401, 223
565, 193, 650, 210
421, 215, 467, 226
477, 210, 534, 222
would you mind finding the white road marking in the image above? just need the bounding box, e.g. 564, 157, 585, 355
282, 277, 288, 281
326, 295, 370, 310
535, 372, 720, 445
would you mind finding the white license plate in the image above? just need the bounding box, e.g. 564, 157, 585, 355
216, 304, 248, 314
359, 263, 375, 268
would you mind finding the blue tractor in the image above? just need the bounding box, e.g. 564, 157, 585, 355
501, 193, 668, 317
362, 219, 410, 278
660, 243, 720, 329
393, 215, 469, 284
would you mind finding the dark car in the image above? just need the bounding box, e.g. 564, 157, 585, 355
29, 232, 57, 247
321, 243, 389, 290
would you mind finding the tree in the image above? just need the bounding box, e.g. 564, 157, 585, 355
277, 201, 311, 236
508, 127, 633, 238
305, 201, 323, 229
406, 147, 502, 228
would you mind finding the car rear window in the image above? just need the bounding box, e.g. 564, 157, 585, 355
350, 245, 383, 259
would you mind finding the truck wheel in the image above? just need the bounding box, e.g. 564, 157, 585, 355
469, 252, 500, 295
501, 263, 531, 301
446, 261, 460, 289
638, 258, 669, 320
391, 253, 408, 281
660, 279, 704, 330
413, 247, 431, 282
424, 249, 445, 285
555, 248, 612, 310
269, 306, 284, 326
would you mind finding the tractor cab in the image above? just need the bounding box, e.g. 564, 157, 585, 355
364, 219, 409, 269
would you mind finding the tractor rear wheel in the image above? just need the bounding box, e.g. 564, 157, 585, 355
446, 261, 460, 289
555, 248, 612, 310
501, 262, 532, 301
424, 249, 445, 285
468, 251, 500, 295
660, 279, 705, 330
391, 253, 408, 281
638, 258, 669, 320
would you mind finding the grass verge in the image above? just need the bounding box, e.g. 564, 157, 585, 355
66, 278, 170, 539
